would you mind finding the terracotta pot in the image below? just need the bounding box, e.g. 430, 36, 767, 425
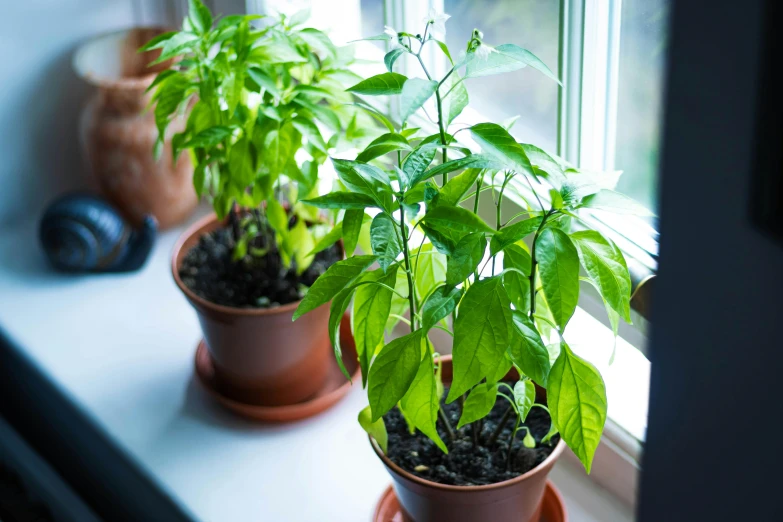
371, 355, 566, 522
172, 214, 332, 406
73, 27, 197, 229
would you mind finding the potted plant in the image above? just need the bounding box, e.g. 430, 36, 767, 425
145, 1, 376, 412
296, 12, 651, 522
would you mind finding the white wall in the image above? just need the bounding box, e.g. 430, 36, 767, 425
0, 1, 147, 225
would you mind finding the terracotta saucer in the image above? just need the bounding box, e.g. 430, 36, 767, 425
372, 480, 567, 522
194, 316, 360, 423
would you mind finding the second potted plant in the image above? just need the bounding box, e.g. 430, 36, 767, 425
147, 1, 376, 414
297, 12, 651, 522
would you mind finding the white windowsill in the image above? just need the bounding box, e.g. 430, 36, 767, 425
0, 212, 635, 521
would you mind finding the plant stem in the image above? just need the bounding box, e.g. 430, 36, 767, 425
506, 415, 522, 470
414, 54, 449, 185
488, 405, 514, 447
229, 203, 241, 245
472, 421, 480, 447
438, 407, 456, 441
398, 202, 418, 332
529, 209, 554, 317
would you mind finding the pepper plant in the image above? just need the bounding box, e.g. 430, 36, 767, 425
294, 15, 651, 473
144, 0, 373, 270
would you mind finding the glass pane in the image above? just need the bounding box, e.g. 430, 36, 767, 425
444, 0, 560, 152
360, 0, 386, 47
614, 0, 671, 216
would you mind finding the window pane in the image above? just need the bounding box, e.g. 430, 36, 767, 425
444, 0, 560, 152
360, 0, 386, 48
614, 0, 670, 216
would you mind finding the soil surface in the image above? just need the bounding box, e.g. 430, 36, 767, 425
180, 225, 341, 308
384, 385, 560, 486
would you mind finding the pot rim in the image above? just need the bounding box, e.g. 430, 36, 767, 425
369, 354, 567, 493
73, 26, 174, 90
171, 213, 305, 317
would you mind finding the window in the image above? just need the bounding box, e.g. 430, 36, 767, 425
443, 0, 560, 152
247, 0, 668, 452
614, 0, 670, 217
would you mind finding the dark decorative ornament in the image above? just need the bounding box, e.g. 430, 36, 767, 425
39, 194, 157, 273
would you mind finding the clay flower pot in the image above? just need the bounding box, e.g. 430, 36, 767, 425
172, 214, 332, 407
370, 355, 566, 522
73, 27, 197, 229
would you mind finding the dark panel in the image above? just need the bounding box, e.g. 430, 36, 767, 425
0, 330, 193, 522
639, 0, 783, 521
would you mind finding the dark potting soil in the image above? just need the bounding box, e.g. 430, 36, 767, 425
179, 226, 341, 308
384, 385, 560, 486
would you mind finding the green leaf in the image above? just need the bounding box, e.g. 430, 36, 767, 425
291, 116, 327, 153
399, 78, 438, 123
358, 405, 388, 453
402, 138, 439, 189
139, 31, 178, 52
263, 124, 296, 179
420, 223, 461, 256
549, 342, 608, 473
580, 190, 654, 216
503, 244, 532, 313
299, 28, 337, 59
342, 209, 364, 256
354, 267, 398, 386
384, 48, 407, 72
490, 216, 543, 256
357, 133, 412, 163
370, 214, 402, 272
332, 158, 393, 211
228, 138, 254, 187
310, 222, 342, 255
441, 73, 468, 125
469, 123, 534, 176
520, 144, 566, 179
152, 32, 200, 64
288, 7, 311, 26
486, 353, 513, 384
414, 243, 447, 298
249, 38, 308, 64
509, 311, 550, 387
400, 354, 448, 453
570, 231, 632, 322
457, 382, 498, 428
421, 285, 462, 333
303, 192, 376, 210
437, 168, 482, 207
293, 255, 376, 320
368, 331, 424, 421
183, 126, 234, 150
413, 154, 504, 186
329, 285, 355, 380
349, 101, 396, 132
266, 197, 289, 239
446, 233, 487, 286
536, 228, 579, 329
466, 44, 561, 85
188, 0, 213, 34
514, 379, 536, 421
447, 277, 512, 402
348, 72, 408, 95
424, 206, 495, 235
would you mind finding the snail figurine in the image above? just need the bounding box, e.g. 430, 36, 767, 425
39, 194, 157, 273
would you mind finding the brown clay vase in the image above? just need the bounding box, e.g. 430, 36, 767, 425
370, 355, 566, 522
172, 214, 332, 407
73, 27, 196, 229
